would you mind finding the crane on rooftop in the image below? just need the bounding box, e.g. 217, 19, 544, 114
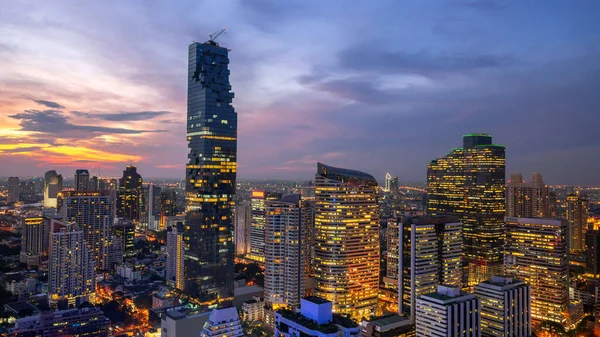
208, 28, 227, 44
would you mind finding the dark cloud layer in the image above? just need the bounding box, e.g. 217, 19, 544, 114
9, 110, 166, 136
32, 99, 65, 109
71, 110, 170, 121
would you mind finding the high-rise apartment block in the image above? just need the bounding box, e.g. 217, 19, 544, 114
399, 216, 463, 323
74, 169, 90, 191
415, 286, 480, 337
140, 183, 161, 229
48, 219, 96, 308
234, 201, 251, 256
166, 224, 185, 290
427, 133, 505, 286
566, 193, 588, 253
43, 170, 63, 208
504, 217, 568, 325
314, 163, 380, 320
8, 176, 20, 203
586, 215, 600, 275
383, 218, 400, 291
113, 218, 135, 254
248, 190, 282, 263
20, 216, 45, 267
264, 194, 305, 310
183, 39, 237, 302
474, 276, 531, 337
117, 165, 142, 221
60, 191, 114, 270
506, 172, 551, 218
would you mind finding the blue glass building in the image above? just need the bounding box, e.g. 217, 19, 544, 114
184, 40, 237, 303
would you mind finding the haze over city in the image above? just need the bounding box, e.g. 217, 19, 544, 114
1, 0, 600, 183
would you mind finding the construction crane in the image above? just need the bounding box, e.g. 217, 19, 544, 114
209, 28, 227, 43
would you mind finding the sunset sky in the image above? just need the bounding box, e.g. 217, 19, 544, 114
1, 1, 599, 184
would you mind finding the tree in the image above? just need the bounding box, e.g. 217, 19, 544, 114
133, 294, 153, 310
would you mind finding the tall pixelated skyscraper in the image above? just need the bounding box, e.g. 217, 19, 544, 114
117, 165, 143, 221
74, 169, 90, 192
7, 177, 20, 203
184, 38, 237, 303
248, 190, 282, 263
566, 193, 588, 253
44, 170, 63, 208
314, 162, 380, 320
427, 133, 505, 286
506, 172, 551, 218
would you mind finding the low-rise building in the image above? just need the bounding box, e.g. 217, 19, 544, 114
360, 315, 415, 337
9, 307, 110, 336
160, 307, 211, 337
242, 296, 265, 322
275, 297, 360, 337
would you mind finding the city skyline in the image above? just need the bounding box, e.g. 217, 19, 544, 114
1, 1, 600, 184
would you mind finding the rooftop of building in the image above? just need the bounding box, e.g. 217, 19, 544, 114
317, 162, 377, 186
304, 296, 331, 305
207, 307, 239, 325
277, 309, 339, 334
363, 314, 410, 328
421, 286, 474, 304
4, 301, 39, 315
477, 276, 526, 289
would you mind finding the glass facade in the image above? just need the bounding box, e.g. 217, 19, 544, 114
427, 134, 505, 286
314, 162, 380, 321
184, 40, 237, 304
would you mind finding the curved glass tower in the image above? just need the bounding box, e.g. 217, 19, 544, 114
184, 40, 237, 303
314, 162, 380, 320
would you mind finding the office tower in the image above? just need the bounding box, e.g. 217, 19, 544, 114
199, 307, 243, 337
384, 173, 392, 192
274, 297, 362, 337
19, 179, 37, 202
427, 133, 505, 286
234, 201, 251, 256
506, 172, 550, 218
48, 219, 96, 308
160, 188, 178, 217
166, 225, 184, 290
248, 190, 282, 263
19, 216, 45, 267
587, 215, 600, 275
301, 199, 316, 279
504, 217, 568, 325
392, 176, 399, 192
89, 175, 99, 191
9, 307, 110, 337
43, 170, 63, 208
140, 184, 161, 229
474, 276, 531, 337
383, 218, 400, 291
7, 177, 20, 203
60, 191, 113, 270
116, 165, 142, 221
399, 216, 463, 323
264, 194, 306, 310
415, 286, 480, 337
566, 193, 588, 253
184, 39, 237, 302
113, 218, 135, 254
314, 162, 380, 320
74, 169, 90, 191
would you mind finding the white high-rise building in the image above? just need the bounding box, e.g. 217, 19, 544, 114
166, 225, 184, 290
19, 216, 45, 267
384, 173, 392, 192
60, 191, 113, 270
48, 219, 96, 308
43, 170, 63, 208
199, 307, 243, 337
399, 216, 463, 323
416, 286, 481, 337
264, 194, 304, 310
474, 276, 531, 337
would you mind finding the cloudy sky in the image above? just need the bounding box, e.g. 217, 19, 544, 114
1, 0, 599, 184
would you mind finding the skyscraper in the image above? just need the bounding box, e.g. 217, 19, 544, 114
248, 190, 282, 263
234, 201, 251, 256
415, 286, 480, 337
19, 216, 45, 267
48, 219, 96, 308
7, 176, 20, 203
399, 215, 463, 323
74, 169, 90, 191
586, 215, 600, 275
60, 191, 114, 270
384, 172, 392, 192
199, 307, 243, 337
264, 194, 305, 310
506, 172, 551, 218
140, 183, 161, 229
314, 162, 380, 320
166, 224, 184, 290
383, 218, 400, 292
474, 276, 531, 337
566, 193, 588, 253
44, 170, 63, 208
427, 133, 505, 286
504, 217, 568, 325
117, 165, 143, 221
184, 39, 237, 303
